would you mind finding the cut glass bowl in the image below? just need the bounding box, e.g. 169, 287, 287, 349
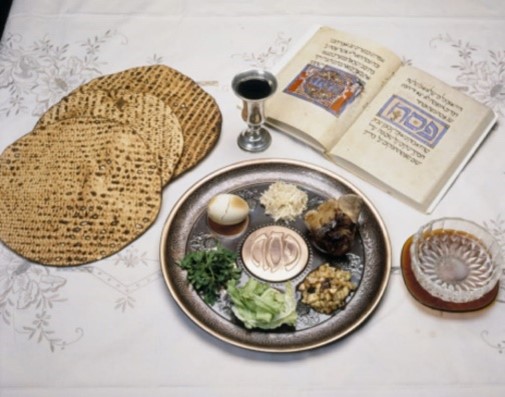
410, 218, 503, 303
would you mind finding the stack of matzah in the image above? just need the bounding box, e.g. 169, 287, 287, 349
0, 65, 221, 266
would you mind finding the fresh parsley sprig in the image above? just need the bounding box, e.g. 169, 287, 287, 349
178, 245, 241, 305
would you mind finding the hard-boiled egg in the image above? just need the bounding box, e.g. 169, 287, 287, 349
207, 194, 249, 226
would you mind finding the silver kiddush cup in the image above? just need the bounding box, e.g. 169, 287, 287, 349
232, 69, 278, 152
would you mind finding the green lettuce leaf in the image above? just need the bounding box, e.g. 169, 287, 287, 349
226, 278, 297, 330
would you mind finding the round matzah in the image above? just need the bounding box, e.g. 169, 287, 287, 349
0, 117, 161, 266
79, 65, 222, 177
37, 88, 184, 186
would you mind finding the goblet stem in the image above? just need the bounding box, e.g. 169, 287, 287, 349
237, 99, 271, 152
242, 99, 265, 127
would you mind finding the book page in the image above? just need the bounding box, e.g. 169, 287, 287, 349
331, 65, 496, 211
266, 26, 403, 150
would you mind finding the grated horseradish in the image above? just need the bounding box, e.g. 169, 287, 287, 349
259, 181, 308, 222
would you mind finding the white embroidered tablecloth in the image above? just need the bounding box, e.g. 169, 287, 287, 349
1, 1, 504, 396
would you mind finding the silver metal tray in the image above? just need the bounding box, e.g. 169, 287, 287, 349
160, 159, 391, 352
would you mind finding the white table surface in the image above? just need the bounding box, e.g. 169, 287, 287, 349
1, 1, 505, 396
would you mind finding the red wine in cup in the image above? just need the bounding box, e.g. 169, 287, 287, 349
236, 78, 273, 100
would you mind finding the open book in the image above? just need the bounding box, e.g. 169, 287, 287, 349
266, 26, 497, 213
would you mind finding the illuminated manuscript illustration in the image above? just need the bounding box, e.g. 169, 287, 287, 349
284, 65, 363, 116
377, 95, 449, 148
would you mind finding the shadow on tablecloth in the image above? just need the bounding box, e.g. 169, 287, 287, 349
0, 0, 13, 40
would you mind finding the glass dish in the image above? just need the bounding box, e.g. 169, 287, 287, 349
410, 217, 503, 303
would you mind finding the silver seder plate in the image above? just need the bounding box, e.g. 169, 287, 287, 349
160, 159, 391, 352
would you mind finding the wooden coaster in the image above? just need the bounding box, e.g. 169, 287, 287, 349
400, 236, 499, 312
